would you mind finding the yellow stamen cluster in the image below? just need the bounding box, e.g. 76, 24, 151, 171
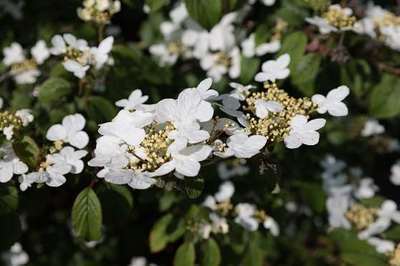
345, 204, 377, 230
65, 47, 91, 65
215, 52, 232, 68
167, 41, 185, 55
128, 123, 175, 172
243, 82, 316, 142
215, 201, 234, 216
322, 6, 356, 29
0, 111, 23, 131
10, 59, 37, 75
390, 244, 400, 266
77, 0, 120, 24
49, 140, 64, 154
375, 12, 400, 28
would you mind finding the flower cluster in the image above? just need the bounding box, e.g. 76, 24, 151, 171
149, 1, 285, 81
2, 41, 50, 84
200, 181, 279, 239
88, 53, 349, 191
321, 155, 400, 262
0, 104, 33, 141
306, 4, 357, 34
354, 3, 400, 51
50, 34, 114, 78
77, 0, 121, 24
0, 113, 89, 190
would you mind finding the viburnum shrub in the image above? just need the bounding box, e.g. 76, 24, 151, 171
1, 0, 400, 265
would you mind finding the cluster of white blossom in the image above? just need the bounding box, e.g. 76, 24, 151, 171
50, 34, 114, 78
0, 113, 89, 191
2, 41, 50, 84
149, 1, 285, 81
306, 4, 356, 34
354, 3, 400, 51
321, 155, 400, 257
200, 181, 279, 239
0, 106, 33, 141
88, 53, 349, 191
306, 3, 400, 52
128, 257, 157, 266
1, 243, 29, 266
77, 0, 121, 24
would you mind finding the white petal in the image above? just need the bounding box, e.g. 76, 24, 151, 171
46, 124, 67, 141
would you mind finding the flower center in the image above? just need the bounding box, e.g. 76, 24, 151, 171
345, 204, 377, 230
322, 7, 356, 29
10, 59, 37, 75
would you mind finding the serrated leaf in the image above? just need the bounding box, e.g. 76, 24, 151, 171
72, 187, 103, 241
369, 74, 400, 118
184, 0, 222, 29
201, 238, 221, 266
174, 242, 195, 266
0, 185, 18, 216
38, 77, 72, 105
12, 136, 40, 168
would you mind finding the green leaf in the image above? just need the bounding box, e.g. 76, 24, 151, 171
184, 0, 222, 29
291, 54, 321, 96
174, 242, 196, 266
38, 77, 72, 105
145, 0, 170, 12
150, 214, 185, 253
86, 96, 117, 123
201, 238, 221, 266
0, 185, 18, 216
278, 31, 308, 70
71, 187, 103, 241
330, 229, 387, 266
0, 212, 22, 250
369, 74, 400, 118
97, 184, 133, 225
241, 234, 264, 266
13, 136, 41, 168
240, 56, 260, 84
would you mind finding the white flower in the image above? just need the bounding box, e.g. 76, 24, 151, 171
156, 85, 214, 143
15, 109, 34, 126
149, 43, 179, 66
14, 69, 41, 85
98, 109, 152, 146
254, 99, 283, 119
115, 89, 149, 111
263, 216, 279, 236
354, 178, 378, 199
306, 5, 354, 34
306, 17, 338, 34
361, 119, 385, 137
0, 144, 28, 183
50, 34, 88, 55
367, 237, 395, 254
234, 203, 259, 231
284, 115, 326, 149
390, 162, 400, 186
63, 60, 90, 79
20, 153, 72, 190
326, 186, 352, 229
192, 78, 218, 101
312, 86, 349, 116
241, 34, 280, 58
359, 200, 400, 239
90, 36, 114, 69
227, 82, 255, 101
31, 40, 50, 64
3, 42, 25, 66
215, 133, 267, 159
2, 243, 29, 266
46, 113, 89, 149
208, 13, 237, 51
209, 213, 229, 234
158, 139, 212, 177
200, 47, 241, 81
58, 147, 88, 174
214, 181, 235, 202
255, 53, 290, 82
